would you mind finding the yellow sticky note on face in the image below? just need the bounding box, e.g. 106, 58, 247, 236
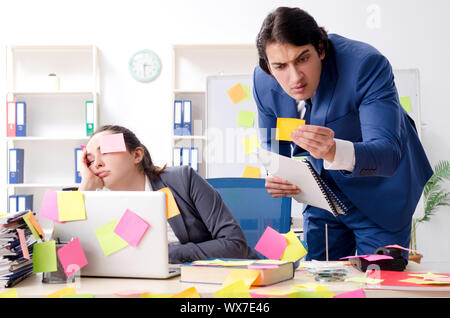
0, 289, 18, 298
57, 191, 86, 222
44, 287, 76, 298
315, 285, 336, 298
276, 118, 305, 141
214, 280, 251, 298
242, 135, 260, 155
94, 219, 128, 256
172, 286, 201, 298
281, 231, 308, 262
227, 83, 248, 104
223, 269, 260, 288
242, 166, 261, 178
399, 96, 413, 113
158, 187, 181, 219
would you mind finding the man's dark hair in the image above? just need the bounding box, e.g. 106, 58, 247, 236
256, 7, 330, 75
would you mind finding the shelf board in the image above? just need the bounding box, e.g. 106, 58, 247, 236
10, 45, 95, 52
6, 136, 90, 141
9, 90, 96, 96
173, 89, 205, 94
7, 183, 79, 188
172, 135, 207, 140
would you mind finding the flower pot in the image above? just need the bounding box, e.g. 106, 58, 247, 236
408, 253, 423, 264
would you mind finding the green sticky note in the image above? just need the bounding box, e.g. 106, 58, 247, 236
33, 241, 57, 273
23, 213, 41, 240
95, 219, 128, 256
239, 84, 252, 103
237, 110, 255, 128
399, 96, 412, 113
57, 191, 86, 222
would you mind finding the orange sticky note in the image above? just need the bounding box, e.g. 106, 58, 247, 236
172, 286, 201, 298
276, 118, 305, 141
227, 83, 248, 104
242, 166, 261, 178
28, 212, 45, 238
158, 187, 181, 219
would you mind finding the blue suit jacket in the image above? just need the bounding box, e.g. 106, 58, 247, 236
253, 34, 433, 232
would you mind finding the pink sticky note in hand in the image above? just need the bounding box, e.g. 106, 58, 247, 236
17, 228, 30, 260
113, 209, 150, 247
57, 238, 88, 277
254, 226, 288, 260
99, 133, 126, 154
334, 288, 366, 298
39, 189, 64, 223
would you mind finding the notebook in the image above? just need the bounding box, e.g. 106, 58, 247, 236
256, 148, 348, 217
54, 191, 180, 279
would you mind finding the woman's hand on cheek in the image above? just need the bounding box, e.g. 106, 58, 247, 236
78, 148, 105, 190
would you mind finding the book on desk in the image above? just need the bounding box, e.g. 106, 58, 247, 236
180, 259, 294, 287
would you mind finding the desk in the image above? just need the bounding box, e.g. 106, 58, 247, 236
5, 261, 450, 298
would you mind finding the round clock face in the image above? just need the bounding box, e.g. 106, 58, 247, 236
128, 49, 162, 82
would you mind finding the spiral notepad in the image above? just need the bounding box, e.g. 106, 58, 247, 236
257, 148, 348, 217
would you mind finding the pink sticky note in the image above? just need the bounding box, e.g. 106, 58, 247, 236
254, 226, 288, 260
364, 255, 394, 262
80, 145, 86, 150
99, 133, 126, 154
384, 244, 419, 254
57, 238, 88, 277
424, 277, 450, 282
113, 209, 150, 247
334, 288, 366, 298
248, 264, 279, 269
114, 290, 149, 297
39, 189, 64, 223
17, 228, 30, 260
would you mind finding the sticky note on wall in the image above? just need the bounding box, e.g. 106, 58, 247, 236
276, 118, 305, 141
399, 96, 412, 113
242, 135, 260, 155
237, 110, 255, 128
242, 166, 261, 178
227, 83, 248, 104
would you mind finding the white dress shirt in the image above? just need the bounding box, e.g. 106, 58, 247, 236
297, 100, 356, 172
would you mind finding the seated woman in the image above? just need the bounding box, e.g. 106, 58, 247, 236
79, 125, 258, 264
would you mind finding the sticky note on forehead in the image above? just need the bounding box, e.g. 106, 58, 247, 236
276, 118, 305, 141
99, 133, 126, 154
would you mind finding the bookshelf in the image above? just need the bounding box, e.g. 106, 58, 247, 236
4, 45, 100, 215
171, 44, 258, 178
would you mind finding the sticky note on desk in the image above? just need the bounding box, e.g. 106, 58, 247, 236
254, 226, 288, 260
237, 110, 255, 128
281, 230, 307, 262
242, 135, 260, 155
227, 83, 248, 104
214, 280, 251, 298
223, 269, 260, 288
242, 165, 260, 178
172, 286, 201, 298
0, 289, 18, 298
33, 240, 57, 273
333, 288, 366, 298
57, 238, 88, 277
158, 187, 181, 219
276, 118, 305, 141
99, 133, 126, 154
113, 209, 150, 247
399, 96, 412, 113
39, 189, 62, 223
44, 287, 76, 298
57, 191, 86, 222
95, 219, 128, 256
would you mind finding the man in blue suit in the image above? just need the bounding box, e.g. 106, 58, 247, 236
253, 7, 433, 260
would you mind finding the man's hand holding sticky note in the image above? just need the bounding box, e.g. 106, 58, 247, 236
276, 118, 305, 141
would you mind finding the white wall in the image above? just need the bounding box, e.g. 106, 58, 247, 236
0, 0, 449, 271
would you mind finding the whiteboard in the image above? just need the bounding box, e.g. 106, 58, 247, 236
206, 75, 261, 178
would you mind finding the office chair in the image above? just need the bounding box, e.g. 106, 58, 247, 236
206, 177, 291, 250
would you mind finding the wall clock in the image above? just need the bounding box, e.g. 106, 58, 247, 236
128, 49, 162, 82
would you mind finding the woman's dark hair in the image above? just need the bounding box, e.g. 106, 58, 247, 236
256, 7, 330, 75
91, 125, 166, 181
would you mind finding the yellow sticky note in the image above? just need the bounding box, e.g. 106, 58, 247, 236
142, 293, 174, 298
345, 277, 384, 284
276, 118, 305, 141
94, 219, 128, 256
223, 269, 260, 288
242, 166, 261, 178
172, 286, 201, 298
253, 289, 295, 297
408, 272, 448, 278
293, 283, 329, 289
57, 191, 86, 222
23, 213, 41, 240
281, 231, 308, 262
158, 187, 181, 219
315, 285, 336, 298
44, 287, 76, 298
399, 96, 413, 113
0, 289, 18, 298
242, 135, 260, 155
227, 83, 248, 104
214, 280, 251, 298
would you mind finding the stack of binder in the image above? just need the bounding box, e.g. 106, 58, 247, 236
173, 100, 192, 136
173, 147, 199, 172
6, 101, 27, 137
0, 210, 37, 288
8, 195, 33, 213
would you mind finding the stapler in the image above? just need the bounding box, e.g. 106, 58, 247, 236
349, 246, 408, 272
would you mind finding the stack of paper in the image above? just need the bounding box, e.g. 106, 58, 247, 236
0, 210, 38, 288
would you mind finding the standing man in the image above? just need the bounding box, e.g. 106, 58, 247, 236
253, 7, 433, 260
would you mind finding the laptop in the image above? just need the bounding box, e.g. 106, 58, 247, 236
54, 191, 180, 279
